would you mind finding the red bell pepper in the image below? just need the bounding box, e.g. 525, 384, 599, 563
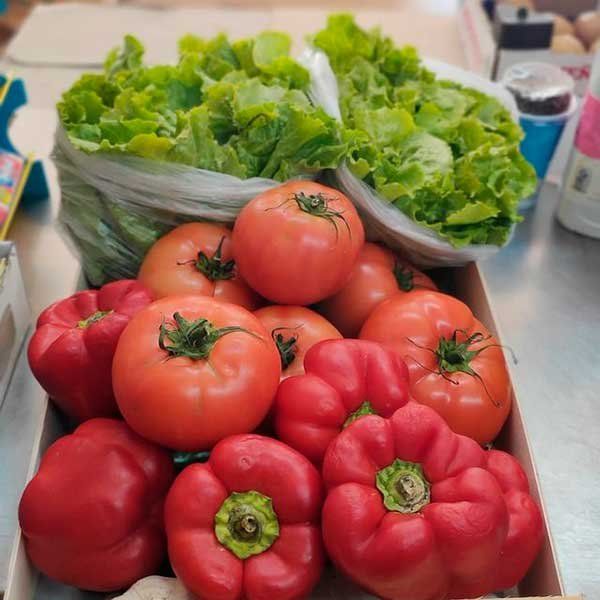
322, 402, 543, 600
18, 418, 174, 592
28, 279, 152, 422
273, 339, 411, 464
165, 434, 324, 600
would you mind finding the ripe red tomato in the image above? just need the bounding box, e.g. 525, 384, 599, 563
138, 223, 261, 310
318, 243, 437, 337
254, 305, 342, 378
360, 290, 511, 444
232, 181, 364, 305
112, 295, 281, 451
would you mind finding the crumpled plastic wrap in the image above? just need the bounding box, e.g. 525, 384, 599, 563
54, 126, 282, 286
299, 47, 521, 268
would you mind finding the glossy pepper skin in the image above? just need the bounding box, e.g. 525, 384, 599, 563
273, 339, 411, 464
165, 434, 324, 600
18, 419, 175, 592
27, 279, 153, 422
322, 402, 543, 600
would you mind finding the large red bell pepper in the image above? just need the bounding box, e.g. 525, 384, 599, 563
28, 279, 152, 421
165, 434, 324, 600
273, 339, 410, 464
18, 418, 174, 591
322, 402, 543, 600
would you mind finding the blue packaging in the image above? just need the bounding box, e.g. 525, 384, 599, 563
519, 112, 570, 179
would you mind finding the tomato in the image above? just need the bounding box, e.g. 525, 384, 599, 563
360, 290, 511, 444
318, 243, 437, 337
138, 223, 261, 310
232, 181, 364, 305
112, 295, 281, 451
254, 305, 342, 378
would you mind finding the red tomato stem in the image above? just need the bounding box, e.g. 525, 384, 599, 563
177, 236, 236, 281
407, 329, 512, 408
393, 262, 415, 292
271, 327, 301, 370
158, 312, 253, 360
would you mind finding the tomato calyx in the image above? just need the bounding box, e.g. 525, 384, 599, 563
179, 237, 236, 281
343, 401, 377, 428
214, 491, 280, 559
393, 262, 415, 292
172, 450, 210, 472
158, 312, 250, 360
292, 192, 351, 239
271, 327, 300, 370
408, 329, 510, 408
435, 330, 489, 376
77, 310, 113, 329
376, 459, 430, 514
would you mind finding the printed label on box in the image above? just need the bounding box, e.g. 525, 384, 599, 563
0, 152, 24, 229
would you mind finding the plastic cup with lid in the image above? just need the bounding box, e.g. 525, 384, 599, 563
502, 62, 577, 204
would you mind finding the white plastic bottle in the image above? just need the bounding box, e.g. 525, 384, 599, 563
557, 51, 600, 238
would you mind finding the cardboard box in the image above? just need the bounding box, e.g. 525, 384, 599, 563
0, 262, 580, 600
0, 242, 30, 410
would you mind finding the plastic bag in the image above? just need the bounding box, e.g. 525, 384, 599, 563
299, 47, 521, 267
54, 126, 283, 286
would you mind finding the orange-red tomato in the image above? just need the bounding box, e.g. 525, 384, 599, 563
232, 181, 364, 305
319, 243, 437, 337
254, 305, 342, 379
138, 223, 261, 310
112, 295, 281, 451
360, 290, 511, 445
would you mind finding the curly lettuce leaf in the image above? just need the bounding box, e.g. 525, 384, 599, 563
58, 32, 343, 182
313, 13, 536, 247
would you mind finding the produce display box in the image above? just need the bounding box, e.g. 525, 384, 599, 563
0, 242, 30, 410
1, 262, 579, 600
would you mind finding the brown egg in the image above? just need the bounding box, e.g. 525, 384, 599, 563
551, 33, 586, 54
552, 13, 575, 36
575, 11, 600, 47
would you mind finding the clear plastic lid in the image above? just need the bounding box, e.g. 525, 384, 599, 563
502, 62, 575, 116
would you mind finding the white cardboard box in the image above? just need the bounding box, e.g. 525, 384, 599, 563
1, 263, 578, 600
0, 242, 30, 410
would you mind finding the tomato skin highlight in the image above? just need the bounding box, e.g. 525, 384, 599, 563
138, 222, 262, 310
319, 243, 437, 337
232, 181, 365, 305
254, 305, 342, 379
360, 290, 511, 445
112, 295, 281, 451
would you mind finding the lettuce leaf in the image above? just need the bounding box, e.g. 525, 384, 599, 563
58, 32, 344, 181
312, 13, 536, 247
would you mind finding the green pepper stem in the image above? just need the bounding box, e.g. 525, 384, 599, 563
172, 451, 210, 471
343, 401, 377, 428
77, 310, 113, 329
214, 491, 279, 559
376, 459, 430, 514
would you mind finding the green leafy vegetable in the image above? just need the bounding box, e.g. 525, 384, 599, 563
58, 31, 344, 181
312, 13, 536, 247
